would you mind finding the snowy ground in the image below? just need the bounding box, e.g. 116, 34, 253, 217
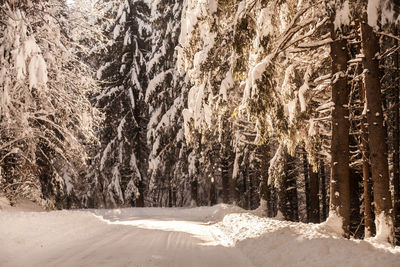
1, 200, 400, 267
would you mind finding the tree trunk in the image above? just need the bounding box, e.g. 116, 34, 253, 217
277, 174, 289, 220
190, 177, 198, 207
230, 153, 239, 205
168, 185, 173, 208
393, 26, 400, 244
349, 169, 363, 238
136, 179, 145, 207
208, 177, 217, 206
285, 153, 298, 221
303, 154, 311, 222
258, 145, 271, 216
361, 22, 394, 242
287, 174, 299, 222
360, 64, 374, 238
320, 161, 328, 221
309, 167, 320, 223
329, 24, 351, 236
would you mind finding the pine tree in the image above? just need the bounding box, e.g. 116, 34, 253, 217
0, 0, 100, 208
146, 0, 188, 207
88, 0, 151, 208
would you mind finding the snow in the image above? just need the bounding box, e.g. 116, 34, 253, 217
113, 24, 121, 39
257, 8, 274, 38
1, 205, 400, 267
208, 0, 218, 14
372, 212, 394, 244
381, 0, 398, 25
117, 116, 126, 140
308, 118, 317, 136
123, 31, 131, 46
220, 70, 234, 101
28, 54, 48, 89
216, 212, 400, 267
317, 211, 344, 236
96, 62, 111, 80
367, 0, 380, 29
334, 0, 351, 30
145, 69, 173, 102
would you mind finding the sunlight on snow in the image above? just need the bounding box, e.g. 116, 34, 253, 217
95, 215, 226, 247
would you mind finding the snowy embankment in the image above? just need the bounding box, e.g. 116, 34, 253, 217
1, 199, 400, 267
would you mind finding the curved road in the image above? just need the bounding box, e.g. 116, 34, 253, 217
1, 208, 255, 267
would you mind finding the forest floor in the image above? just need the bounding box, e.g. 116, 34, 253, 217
1, 200, 400, 267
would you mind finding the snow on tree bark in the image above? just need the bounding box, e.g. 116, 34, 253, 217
361, 21, 394, 243
329, 22, 351, 237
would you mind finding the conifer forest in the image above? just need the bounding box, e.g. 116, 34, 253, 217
4, 0, 400, 255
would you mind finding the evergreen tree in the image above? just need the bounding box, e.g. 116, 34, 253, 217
87, 0, 151, 208
146, 0, 189, 207
0, 0, 100, 208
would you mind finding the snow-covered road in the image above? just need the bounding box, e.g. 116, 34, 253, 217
1, 204, 400, 267
0, 206, 254, 267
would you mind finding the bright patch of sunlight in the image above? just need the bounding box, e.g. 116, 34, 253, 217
96, 215, 224, 246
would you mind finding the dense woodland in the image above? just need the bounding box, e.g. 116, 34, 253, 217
2, 0, 400, 244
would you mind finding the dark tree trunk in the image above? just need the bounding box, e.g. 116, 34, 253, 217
190, 177, 198, 206
303, 154, 311, 222
221, 162, 230, 204
361, 22, 394, 242
349, 169, 363, 238
393, 27, 400, 243
247, 166, 253, 209
209, 178, 217, 206
277, 174, 289, 220
287, 173, 299, 222
329, 24, 351, 236
168, 184, 173, 208
258, 145, 271, 216
135, 179, 145, 207
360, 66, 375, 238
309, 167, 320, 223
172, 186, 177, 207
320, 162, 328, 221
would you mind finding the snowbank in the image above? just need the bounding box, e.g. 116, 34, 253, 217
0, 197, 44, 212
1, 204, 400, 266
92, 203, 245, 223
214, 212, 400, 267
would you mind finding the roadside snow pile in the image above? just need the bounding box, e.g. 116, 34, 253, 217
0, 197, 44, 212
214, 212, 400, 267
93, 203, 244, 223
1, 205, 400, 267
0, 197, 10, 210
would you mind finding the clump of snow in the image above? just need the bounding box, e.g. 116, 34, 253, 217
28, 54, 48, 89
0, 197, 44, 212
253, 199, 268, 217
371, 212, 394, 244
208, 0, 218, 14
220, 71, 234, 101
268, 145, 285, 188
381, 0, 398, 25
257, 7, 274, 38
0, 197, 11, 210
367, 0, 380, 29
113, 24, 121, 39
315, 211, 344, 236
334, 0, 351, 30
